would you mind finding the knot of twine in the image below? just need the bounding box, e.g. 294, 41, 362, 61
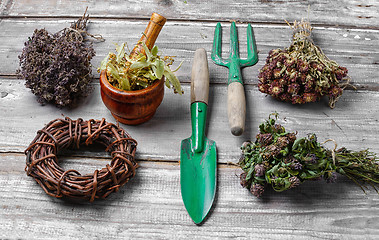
293, 28, 313, 43
62, 7, 104, 43
64, 27, 84, 42
63, 27, 104, 42
329, 75, 356, 109
322, 139, 338, 166
285, 19, 314, 44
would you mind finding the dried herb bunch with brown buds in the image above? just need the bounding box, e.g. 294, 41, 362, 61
239, 113, 379, 198
18, 9, 103, 107
258, 20, 351, 108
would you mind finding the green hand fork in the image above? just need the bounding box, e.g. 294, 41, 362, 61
211, 22, 258, 136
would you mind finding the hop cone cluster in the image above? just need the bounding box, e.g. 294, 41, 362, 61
239, 113, 379, 198
18, 14, 96, 107
258, 20, 350, 108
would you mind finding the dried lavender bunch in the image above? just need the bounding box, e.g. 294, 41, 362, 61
17, 10, 101, 107
258, 20, 351, 108
239, 113, 379, 198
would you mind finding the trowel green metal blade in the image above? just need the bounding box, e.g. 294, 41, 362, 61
180, 102, 217, 224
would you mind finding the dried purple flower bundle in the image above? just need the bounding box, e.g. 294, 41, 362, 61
17, 10, 103, 107
239, 113, 379, 198
258, 20, 351, 108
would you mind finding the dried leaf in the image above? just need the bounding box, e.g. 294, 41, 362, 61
151, 45, 158, 56
116, 43, 126, 63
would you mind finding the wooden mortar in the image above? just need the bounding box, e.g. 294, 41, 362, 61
100, 13, 167, 125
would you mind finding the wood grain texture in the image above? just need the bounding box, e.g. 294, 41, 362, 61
2, 19, 378, 89
1, 79, 378, 161
1, 0, 378, 29
1, 153, 378, 239
1, 1, 379, 239
227, 82, 246, 136
191, 48, 209, 104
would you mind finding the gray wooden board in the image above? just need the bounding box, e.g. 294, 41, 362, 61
1, 19, 378, 88
1, 153, 378, 239
1, 1, 379, 239
1, 0, 378, 29
1, 78, 378, 162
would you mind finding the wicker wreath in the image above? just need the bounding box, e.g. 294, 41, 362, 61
25, 117, 138, 202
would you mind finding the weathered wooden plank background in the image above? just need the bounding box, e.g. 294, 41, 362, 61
1, 19, 379, 88
1, 0, 378, 29
1, 0, 378, 239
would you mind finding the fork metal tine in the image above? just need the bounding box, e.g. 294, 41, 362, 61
211, 23, 229, 67
240, 24, 259, 67
229, 22, 240, 59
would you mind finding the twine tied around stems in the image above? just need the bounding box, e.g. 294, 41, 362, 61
322, 139, 338, 166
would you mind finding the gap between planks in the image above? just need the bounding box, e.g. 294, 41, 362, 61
0, 152, 239, 169
0, 15, 378, 31
1, 76, 376, 91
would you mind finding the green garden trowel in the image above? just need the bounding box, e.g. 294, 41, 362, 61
180, 48, 217, 224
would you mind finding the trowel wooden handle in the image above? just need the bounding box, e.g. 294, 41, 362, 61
129, 13, 167, 58
228, 82, 246, 136
191, 48, 209, 104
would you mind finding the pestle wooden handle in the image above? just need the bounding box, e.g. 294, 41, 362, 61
227, 82, 246, 136
129, 13, 167, 58
191, 48, 209, 104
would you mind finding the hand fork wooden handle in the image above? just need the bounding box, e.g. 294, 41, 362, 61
211, 22, 258, 136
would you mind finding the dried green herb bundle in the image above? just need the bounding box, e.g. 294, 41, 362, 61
239, 113, 379, 198
18, 10, 102, 107
258, 20, 351, 108
99, 41, 183, 94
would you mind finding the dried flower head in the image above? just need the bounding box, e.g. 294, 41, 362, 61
324, 171, 337, 183
304, 153, 318, 164
268, 81, 284, 96
250, 183, 265, 198
256, 133, 273, 146
241, 141, 251, 150
254, 164, 266, 177
289, 176, 301, 188
287, 83, 300, 95
240, 172, 249, 188
272, 123, 285, 134
263, 145, 281, 160
276, 136, 290, 148
290, 161, 303, 170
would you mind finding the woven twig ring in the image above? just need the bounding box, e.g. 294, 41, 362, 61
25, 117, 138, 202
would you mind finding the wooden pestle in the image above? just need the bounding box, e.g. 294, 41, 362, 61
129, 13, 167, 58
